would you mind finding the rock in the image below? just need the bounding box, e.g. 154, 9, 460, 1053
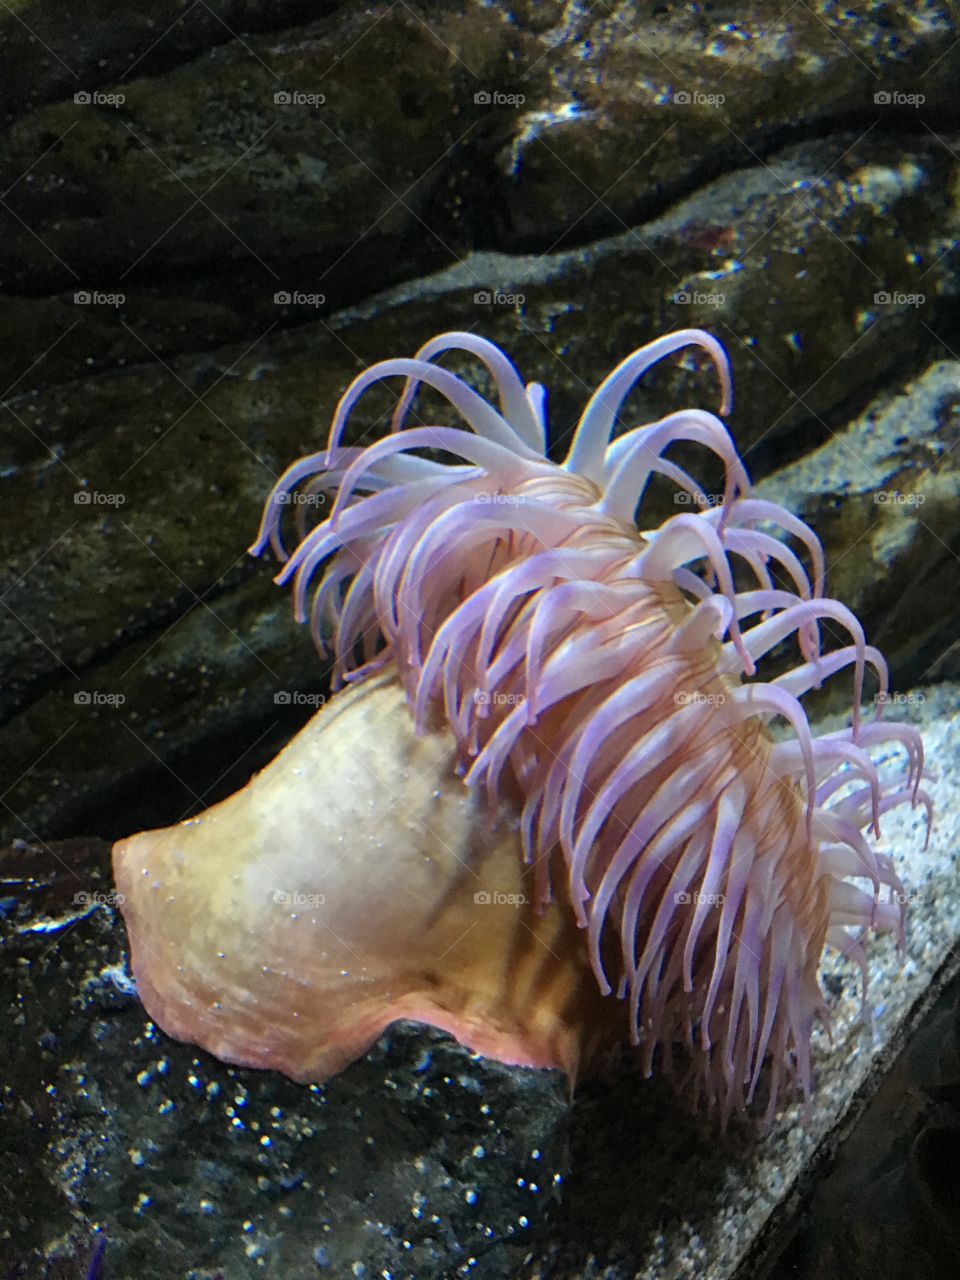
0, 838, 570, 1280
0, 2, 322, 124
763, 970, 960, 1278
0, 3, 536, 382
502, 2, 960, 245
3, 3, 959, 391
4, 3, 960, 1276
756, 359, 960, 693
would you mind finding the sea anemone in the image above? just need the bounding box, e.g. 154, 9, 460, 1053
243, 328, 931, 1119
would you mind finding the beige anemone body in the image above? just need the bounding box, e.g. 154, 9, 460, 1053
113, 671, 618, 1083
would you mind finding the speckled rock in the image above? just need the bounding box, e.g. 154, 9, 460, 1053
0, 838, 570, 1280
756, 358, 960, 692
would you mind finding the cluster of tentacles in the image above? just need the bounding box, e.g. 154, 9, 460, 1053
251, 328, 930, 1118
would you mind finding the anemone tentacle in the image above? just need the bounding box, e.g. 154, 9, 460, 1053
254, 328, 930, 1117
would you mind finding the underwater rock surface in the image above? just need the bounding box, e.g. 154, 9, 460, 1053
1, 683, 958, 1279
2, 0, 959, 383
755, 359, 960, 695
0, 839, 570, 1280
768, 972, 960, 1279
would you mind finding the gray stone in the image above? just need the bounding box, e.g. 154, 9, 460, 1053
0, 837, 570, 1280
755, 358, 960, 694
